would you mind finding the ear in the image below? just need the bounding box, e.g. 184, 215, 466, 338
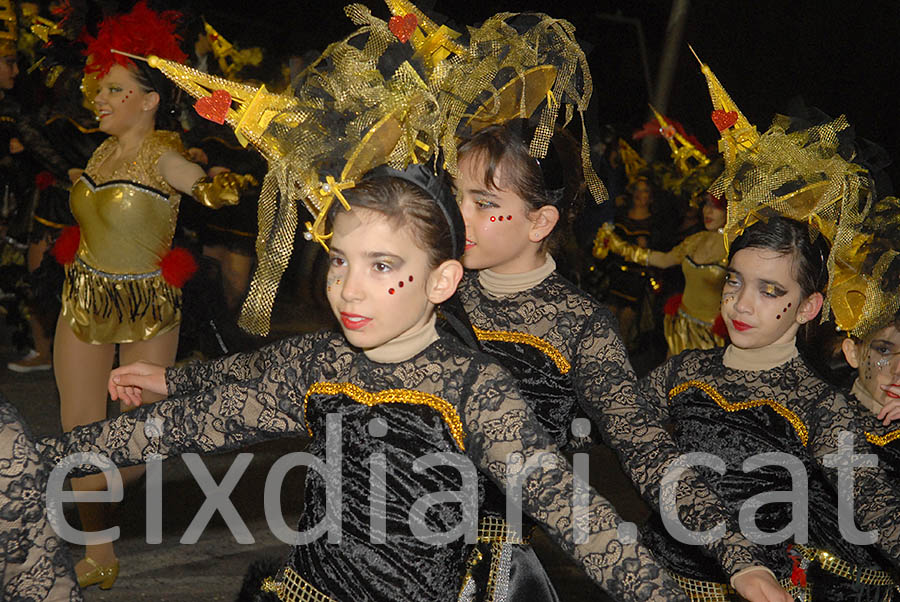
426, 259, 463, 304
142, 90, 160, 113
796, 291, 823, 325
528, 205, 559, 243
841, 336, 861, 369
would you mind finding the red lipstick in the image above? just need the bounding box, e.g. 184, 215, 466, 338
340, 313, 372, 330
731, 319, 752, 332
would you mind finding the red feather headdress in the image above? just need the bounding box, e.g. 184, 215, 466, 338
82, 1, 186, 77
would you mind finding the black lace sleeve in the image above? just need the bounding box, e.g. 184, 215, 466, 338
39, 358, 309, 476
166, 334, 312, 396
577, 328, 766, 576
807, 388, 900, 563
1, 402, 82, 601
462, 361, 688, 601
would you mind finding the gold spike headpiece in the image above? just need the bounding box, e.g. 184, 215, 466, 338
202, 19, 263, 79
0, 0, 16, 57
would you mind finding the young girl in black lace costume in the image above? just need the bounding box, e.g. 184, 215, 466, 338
0, 397, 81, 601
453, 123, 789, 602
38, 167, 689, 602
637, 215, 900, 599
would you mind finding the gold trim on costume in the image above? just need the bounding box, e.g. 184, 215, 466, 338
303, 382, 466, 451
472, 327, 571, 374
792, 543, 899, 588
668, 381, 808, 446
671, 572, 809, 601
261, 566, 337, 602
33, 215, 69, 229
865, 430, 900, 447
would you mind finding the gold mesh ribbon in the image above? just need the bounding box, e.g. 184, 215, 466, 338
434, 11, 607, 204
792, 544, 899, 588
261, 567, 337, 602
670, 573, 810, 601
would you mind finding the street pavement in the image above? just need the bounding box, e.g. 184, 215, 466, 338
1, 289, 645, 601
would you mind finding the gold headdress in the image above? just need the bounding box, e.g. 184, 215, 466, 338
202, 19, 263, 79
0, 0, 16, 57
142, 3, 445, 334
698, 55, 874, 331
431, 9, 607, 203
617, 138, 647, 187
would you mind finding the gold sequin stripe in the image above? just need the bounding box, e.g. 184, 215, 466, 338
303, 382, 466, 451
472, 327, 571, 374
260, 567, 337, 602
792, 543, 900, 588
866, 429, 900, 447
668, 381, 809, 446
671, 573, 809, 601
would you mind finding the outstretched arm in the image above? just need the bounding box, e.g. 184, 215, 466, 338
574, 316, 789, 599
39, 360, 308, 476
462, 363, 687, 601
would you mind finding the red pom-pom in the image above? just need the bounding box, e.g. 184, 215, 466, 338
159, 247, 197, 288
35, 171, 56, 191
51, 226, 80, 265
664, 294, 683, 316
712, 314, 729, 339
83, 1, 187, 78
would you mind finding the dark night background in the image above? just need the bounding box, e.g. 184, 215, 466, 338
187, 0, 900, 188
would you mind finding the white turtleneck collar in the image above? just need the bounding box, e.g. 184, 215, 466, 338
851, 377, 884, 416
477, 255, 556, 296
722, 340, 798, 371
363, 314, 439, 363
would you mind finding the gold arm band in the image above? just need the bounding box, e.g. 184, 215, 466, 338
190, 172, 258, 210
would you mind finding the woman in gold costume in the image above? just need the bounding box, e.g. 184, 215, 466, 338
51, 2, 252, 589
594, 192, 728, 356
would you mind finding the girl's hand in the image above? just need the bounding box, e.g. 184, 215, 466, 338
108, 360, 168, 407
876, 389, 900, 425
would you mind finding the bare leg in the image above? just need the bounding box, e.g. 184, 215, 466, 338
203, 244, 253, 313
53, 316, 117, 570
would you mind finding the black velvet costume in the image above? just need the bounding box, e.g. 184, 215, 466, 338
455, 266, 774, 601
638, 347, 900, 600
38, 329, 687, 602
0, 399, 82, 601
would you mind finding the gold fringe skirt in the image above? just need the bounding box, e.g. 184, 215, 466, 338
61, 258, 181, 344
663, 307, 725, 357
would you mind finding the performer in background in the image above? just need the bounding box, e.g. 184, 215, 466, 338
53, 2, 254, 588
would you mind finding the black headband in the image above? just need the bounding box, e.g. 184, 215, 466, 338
365, 163, 465, 260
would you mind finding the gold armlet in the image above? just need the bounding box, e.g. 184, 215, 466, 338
190, 172, 258, 209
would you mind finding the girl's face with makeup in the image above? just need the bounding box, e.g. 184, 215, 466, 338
720, 247, 816, 349
848, 325, 900, 406
326, 207, 436, 350
455, 154, 536, 273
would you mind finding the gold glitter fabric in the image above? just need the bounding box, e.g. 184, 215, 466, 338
472, 326, 571, 374
261, 566, 338, 602
303, 381, 466, 451
669, 380, 809, 446
866, 429, 900, 447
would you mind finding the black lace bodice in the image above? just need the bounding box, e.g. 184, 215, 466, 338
639, 348, 900, 582
39, 330, 687, 602
849, 399, 900, 482
457, 270, 768, 577
0, 401, 81, 602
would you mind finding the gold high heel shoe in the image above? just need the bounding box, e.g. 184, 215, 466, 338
78, 557, 119, 590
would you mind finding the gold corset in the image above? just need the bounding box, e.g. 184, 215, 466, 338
62, 130, 185, 344
70, 177, 178, 273
680, 256, 727, 324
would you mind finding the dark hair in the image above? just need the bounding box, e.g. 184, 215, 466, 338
329, 176, 456, 269
132, 62, 179, 131
728, 216, 829, 298
457, 122, 581, 252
